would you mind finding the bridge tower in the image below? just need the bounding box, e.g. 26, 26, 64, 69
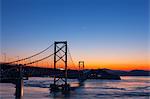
50, 41, 70, 92
78, 61, 86, 83
79, 61, 84, 71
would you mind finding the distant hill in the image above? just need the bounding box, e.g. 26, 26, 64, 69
89, 69, 121, 80
127, 70, 150, 76
98, 69, 150, 76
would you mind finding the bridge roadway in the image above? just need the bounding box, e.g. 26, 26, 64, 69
0, 64, 90, 83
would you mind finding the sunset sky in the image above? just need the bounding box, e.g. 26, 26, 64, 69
1, 0, 149, 70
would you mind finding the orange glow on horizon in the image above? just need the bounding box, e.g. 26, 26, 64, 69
26, 61, 150, 71
85, 64, 150, 71
4, 52, 149, 71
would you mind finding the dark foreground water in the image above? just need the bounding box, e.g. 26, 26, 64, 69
0, 76, 150, 99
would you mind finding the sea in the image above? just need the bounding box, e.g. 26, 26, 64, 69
0, 76, 149, 99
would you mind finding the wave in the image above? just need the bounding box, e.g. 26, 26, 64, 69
84, 86, 126, 90
95, 92, 150, 97
135, 86, 150, 90
24, 80, 50, 88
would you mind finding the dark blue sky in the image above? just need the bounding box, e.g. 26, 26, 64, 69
1, 0, 149, 69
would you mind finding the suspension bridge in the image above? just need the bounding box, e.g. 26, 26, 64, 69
0, 41, 90, 98
0, 41, 121, 99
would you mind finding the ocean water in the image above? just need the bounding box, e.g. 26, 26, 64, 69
0, 76, 149, 99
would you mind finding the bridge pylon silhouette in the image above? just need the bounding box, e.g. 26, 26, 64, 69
79, 61, 84, 71
78, 61, 87, 83
50, 41, 70, 92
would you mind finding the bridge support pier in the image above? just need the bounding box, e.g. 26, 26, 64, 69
15, 64, 23, 99
15, 78, 23, 99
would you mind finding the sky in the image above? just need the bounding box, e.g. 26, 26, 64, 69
1, 0, 149, 70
